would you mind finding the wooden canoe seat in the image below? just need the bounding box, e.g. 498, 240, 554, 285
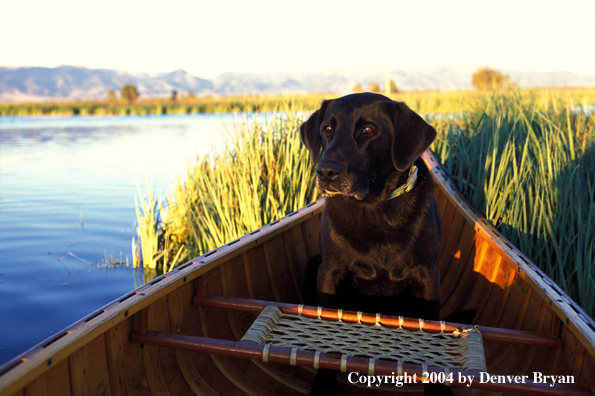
130, 295, 591, 395
241, 305, 487, 375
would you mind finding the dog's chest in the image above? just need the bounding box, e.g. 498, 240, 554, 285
349, 242, 412, 275
320, 201, 424, 295
323, 202, 415, 253
348, 251, 415, 295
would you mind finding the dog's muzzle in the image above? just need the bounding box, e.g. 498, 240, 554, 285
316, 161, 342, 183
316, 160, 342, 197
316, 161, 368, 200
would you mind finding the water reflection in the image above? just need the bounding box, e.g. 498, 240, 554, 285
0, 126, 142, 147
0, 112, 237, 365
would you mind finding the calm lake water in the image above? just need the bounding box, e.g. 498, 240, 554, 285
0, 112, 257, 366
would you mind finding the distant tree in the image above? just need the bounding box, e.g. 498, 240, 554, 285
107, 90, 116, 102
171, 89, 178, 101
472, 67, 512, 91
352, 83, 363, 93
121, 84, 139, 104
369, 82, 380, 93
388, 80, 399, 94
186, 91, 197, 99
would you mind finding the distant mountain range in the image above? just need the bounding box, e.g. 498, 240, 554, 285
1, 65, 594, 102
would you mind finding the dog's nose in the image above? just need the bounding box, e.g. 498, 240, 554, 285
316, 161, 342, 182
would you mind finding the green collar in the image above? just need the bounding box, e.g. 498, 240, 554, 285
386, 165, 418, 200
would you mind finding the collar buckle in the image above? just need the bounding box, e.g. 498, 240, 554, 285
386, 165, 418, 201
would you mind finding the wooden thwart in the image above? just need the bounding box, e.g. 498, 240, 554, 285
194, 294, 563, 348
129, 294, 594, 396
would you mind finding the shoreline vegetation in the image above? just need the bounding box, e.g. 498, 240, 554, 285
1, 87, 594, 117
131, 88, 595, 319
3, 86, 593, 317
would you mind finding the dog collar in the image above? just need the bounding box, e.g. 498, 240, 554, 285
386, 165, 418, 200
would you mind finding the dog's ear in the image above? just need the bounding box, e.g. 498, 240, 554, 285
389, 102, 437, 171
300, 99, 334, 165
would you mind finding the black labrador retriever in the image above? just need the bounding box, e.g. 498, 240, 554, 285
300, 93, 449, 395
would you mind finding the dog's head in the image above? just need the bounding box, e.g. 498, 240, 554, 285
300, 93, 436, 200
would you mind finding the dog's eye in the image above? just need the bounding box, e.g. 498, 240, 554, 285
362, 126, 373, 134
324, 126, 332, 133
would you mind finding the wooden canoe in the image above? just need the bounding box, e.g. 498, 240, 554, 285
1, 150, 594, 396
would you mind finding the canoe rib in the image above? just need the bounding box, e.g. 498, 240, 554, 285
167, 286, 220, 396
220, 247, 313, 394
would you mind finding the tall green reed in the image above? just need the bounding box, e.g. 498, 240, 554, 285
134, 104, 317, 275
430, 91, 595, 318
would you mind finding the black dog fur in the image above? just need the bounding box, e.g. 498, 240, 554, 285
300, 93, 450, 395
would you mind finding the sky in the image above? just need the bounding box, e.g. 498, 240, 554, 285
1, 0, 594, 78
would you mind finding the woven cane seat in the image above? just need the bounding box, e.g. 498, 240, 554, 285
242, 306, 487, 372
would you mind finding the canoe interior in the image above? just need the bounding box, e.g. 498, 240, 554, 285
1, 151, 594, 396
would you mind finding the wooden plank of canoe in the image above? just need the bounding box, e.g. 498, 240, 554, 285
167, 282, 220, 396
24, 375, 47, 396
578, 353, 595, 390
220, 253, 312, 395
48, 358, 71, 396
69, 344, 90, 396
263, 236, 291, 303
8, 388, 24, 396
41, 333, 110, 396
440, 235, 488, 317
217, 256, 308, 396
198, 273, 277, 396
438, 221, 477, 305
282, 228, 307, 304
106, 315, 151, 396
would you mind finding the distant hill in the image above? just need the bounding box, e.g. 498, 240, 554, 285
0, 66, 213, 102
1, 65, 594, 102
